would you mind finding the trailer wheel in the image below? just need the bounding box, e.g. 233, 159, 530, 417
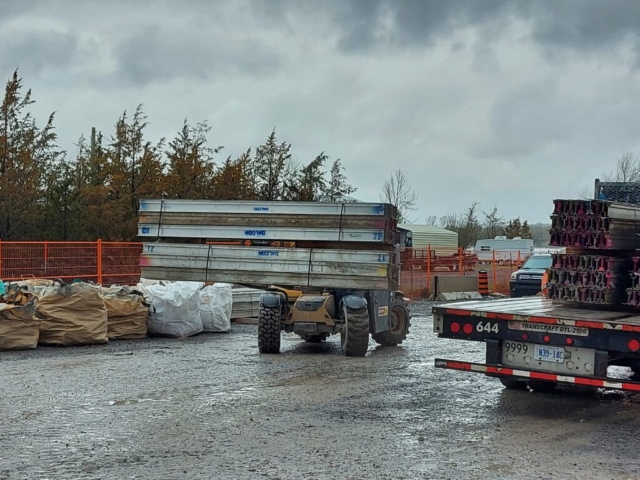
499, 377, 528, 390
529, 380, 557, 393
341, 307, 370, 357
372, 298, 410, 346
258, 305, 281, 354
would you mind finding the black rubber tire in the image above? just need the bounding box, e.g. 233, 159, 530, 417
529, 380, 557, 393
340, 308, 370, 357
258, 305, 281, 354
499, 377, 528, 390
372, 297, 410, 346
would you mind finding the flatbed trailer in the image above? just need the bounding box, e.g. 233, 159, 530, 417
433, 297, 640, 392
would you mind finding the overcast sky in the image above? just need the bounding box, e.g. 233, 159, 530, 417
3, 0, 640, 223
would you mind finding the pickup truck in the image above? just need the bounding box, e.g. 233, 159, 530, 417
509, 254, 552, 298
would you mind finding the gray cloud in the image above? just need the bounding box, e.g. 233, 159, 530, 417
0, 0, 38, 22
258, 0, 640, 65
113, 24, 282, 87
0, 31, 78, 76
1, 0, 640, 224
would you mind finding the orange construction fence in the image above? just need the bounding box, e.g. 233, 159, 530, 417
0, 241, 530, 297
0, 240, 142, 286
399, 246, 531, 298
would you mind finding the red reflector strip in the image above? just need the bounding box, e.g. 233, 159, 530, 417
437, 308, 640, 332
434, 358, 640, 392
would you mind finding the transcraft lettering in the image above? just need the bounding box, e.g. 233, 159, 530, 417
245, 230, 266, 236
253, 207, 269, 212
258, 251, 279, 257
508, 321, 589, 336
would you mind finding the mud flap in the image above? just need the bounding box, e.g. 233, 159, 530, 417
366, 290, 391, 334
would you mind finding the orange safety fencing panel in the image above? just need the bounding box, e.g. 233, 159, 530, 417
398, 247, 533, 298
0, 241, 142, 286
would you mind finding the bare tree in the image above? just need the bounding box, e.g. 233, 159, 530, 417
579, 152, 640, 199
601, 152, 640, 182
380, 169, 418, 223
439, 202, 482, 248
482, 204, 504, 239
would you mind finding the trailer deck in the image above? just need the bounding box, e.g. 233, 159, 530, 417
433, 297, 640, 392
434, 297, 640, 330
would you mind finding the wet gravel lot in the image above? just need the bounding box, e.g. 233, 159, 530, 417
2, 301, 640, 480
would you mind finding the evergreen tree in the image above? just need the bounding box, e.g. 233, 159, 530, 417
164, 120, 221, 199
0, 70, 62, 239
254, 129, 291, 200
324, 159, 355, 201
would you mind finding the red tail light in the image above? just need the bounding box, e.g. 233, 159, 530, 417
450, 322, 460, 333
566, 338, 573, 345
629, 339, 640, 352
463, 324, 473, 335
543, 335, 550, 343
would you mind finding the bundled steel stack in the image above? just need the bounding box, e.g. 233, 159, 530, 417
547, 199, 640, 307
625, 257, 640, 306
137, 199, 401, 291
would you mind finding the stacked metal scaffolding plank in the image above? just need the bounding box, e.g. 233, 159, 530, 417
546, 254, 631, 305
140, 243, 396, 290
550, 199, 640, 249
138, 199, 398, 244
137, 199, 401, 290
547, 199, 640, 307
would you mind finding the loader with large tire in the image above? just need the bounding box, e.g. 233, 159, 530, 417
138, 198, 411, 357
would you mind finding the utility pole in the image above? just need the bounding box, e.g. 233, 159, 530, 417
90, 127, 96, 159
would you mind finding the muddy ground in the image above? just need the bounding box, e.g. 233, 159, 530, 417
2, 301, 640, 480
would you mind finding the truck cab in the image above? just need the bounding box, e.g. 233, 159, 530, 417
509, 254, 552, 298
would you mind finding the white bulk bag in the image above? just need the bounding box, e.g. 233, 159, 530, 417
142, 281, 203, 338
200, 283, 233, 333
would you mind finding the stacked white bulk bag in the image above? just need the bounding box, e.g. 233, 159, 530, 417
141, 281, 203, 338
200, 283, 232, 333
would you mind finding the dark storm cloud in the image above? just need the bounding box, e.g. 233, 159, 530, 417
113, 25, 282, 87
527, 1, 640, 53
0, 31, 78, 76
260, 0, 640, 61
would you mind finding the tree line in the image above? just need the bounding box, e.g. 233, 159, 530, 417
426, 203, 545, 248
0, 71, 355, 241
378, 169, 549, 248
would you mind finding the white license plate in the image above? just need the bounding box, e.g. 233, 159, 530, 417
534, 345, 565, 363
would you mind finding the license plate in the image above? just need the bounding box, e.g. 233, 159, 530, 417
502, 341, 595, 374
534, 345, 565, 363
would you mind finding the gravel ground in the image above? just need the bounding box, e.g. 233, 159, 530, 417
2, 301, 640, 480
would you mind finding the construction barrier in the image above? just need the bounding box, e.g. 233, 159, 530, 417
429, 275, 482, 302
0, 241, 142, 286
0, 241, 528, 299
478, 270, 489, 296
399, 247, 530, 298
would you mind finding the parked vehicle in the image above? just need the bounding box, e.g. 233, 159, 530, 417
471, 237, 533, 265
510, 254, 552, 297
139, 198, 411, 357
